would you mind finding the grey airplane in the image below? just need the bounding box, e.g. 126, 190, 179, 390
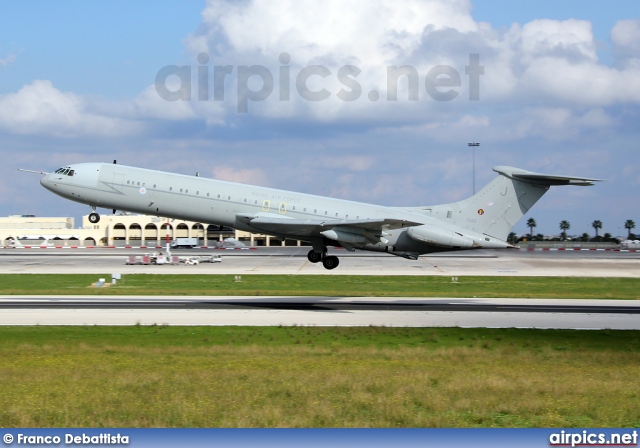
27, 162, 600, 269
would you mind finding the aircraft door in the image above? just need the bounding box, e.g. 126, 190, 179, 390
111, 172, 125, 193
112, 172, 129, 210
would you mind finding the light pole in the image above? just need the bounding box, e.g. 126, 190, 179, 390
468, 142, 480, 194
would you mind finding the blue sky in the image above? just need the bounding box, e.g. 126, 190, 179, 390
1, 1, 638, 237
0, 1, 202, 97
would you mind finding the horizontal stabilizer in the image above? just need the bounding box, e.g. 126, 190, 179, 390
492, 166, 603, 186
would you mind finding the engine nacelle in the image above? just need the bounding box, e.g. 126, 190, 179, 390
406, 224, 477, 249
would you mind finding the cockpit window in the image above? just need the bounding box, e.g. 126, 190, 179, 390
54, 167, 74, 176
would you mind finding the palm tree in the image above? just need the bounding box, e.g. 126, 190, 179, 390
592, 220, 603, 239
526, 218, 537, 238
559, 220, 570, 241
625, 220, 636, 239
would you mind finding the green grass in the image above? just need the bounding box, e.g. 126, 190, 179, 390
1, 275, 638, 427
1, 326, 639, 427
0, 274, 639, 299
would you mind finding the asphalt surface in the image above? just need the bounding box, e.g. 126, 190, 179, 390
1, 296, 639, 329
1, 296, 639, 314
0, 246, 638, 276
1, 248, 638, 328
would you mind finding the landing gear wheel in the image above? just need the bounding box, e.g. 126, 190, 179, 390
322, 255, 339, 270
307, 250, 322, 263
88, 212, 100, 224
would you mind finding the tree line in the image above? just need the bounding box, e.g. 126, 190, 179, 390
512, 219, 637, 243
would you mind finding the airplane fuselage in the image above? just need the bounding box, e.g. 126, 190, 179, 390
40, 163, 502, 257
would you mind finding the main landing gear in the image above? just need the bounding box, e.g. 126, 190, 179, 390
307, 249, 340, 270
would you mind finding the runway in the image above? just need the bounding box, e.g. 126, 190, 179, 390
1, 248, 638, 328
1, 296, 639, 329
1, 246, 639, 276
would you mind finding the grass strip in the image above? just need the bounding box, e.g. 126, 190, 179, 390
0, 274, 639, 299
1, 326, 639, 427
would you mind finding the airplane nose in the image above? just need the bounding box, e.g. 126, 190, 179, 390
40, 173, 54, 191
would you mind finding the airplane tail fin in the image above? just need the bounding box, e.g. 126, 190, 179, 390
419, 166, 602, 241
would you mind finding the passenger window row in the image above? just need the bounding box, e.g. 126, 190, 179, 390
123, 179, 362, 220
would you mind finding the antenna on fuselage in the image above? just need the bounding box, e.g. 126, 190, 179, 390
18, 169, 49, 175
112, 160, 118, 214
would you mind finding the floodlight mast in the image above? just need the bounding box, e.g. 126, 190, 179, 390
468, 142, 480, 194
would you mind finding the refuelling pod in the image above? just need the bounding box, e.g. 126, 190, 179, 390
320, 226, 387, 245
321, 228, 371, 244
407, 224, 478, 249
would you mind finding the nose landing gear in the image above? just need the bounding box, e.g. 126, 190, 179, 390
88, 206, 100, 224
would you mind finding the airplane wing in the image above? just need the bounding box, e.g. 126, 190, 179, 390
236, 214, 421, 238
493, 166, 604, 186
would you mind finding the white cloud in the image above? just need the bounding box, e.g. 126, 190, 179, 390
195, 0, 477, 66
317, 156, 375, 172
3, 2, 639, 147
211, 166, 270, 186
491, 107, 615, 141
394, 114, 491, 141
519, 19, 597, 63
0, 80, 140, 137
132, 85, 197, 121
520, 57, 640, 105
0, 77, 228, 138
611, 19, 640, 59
178, 0, 640, 142
0, 52, 16, 67
184, 0, 484, 120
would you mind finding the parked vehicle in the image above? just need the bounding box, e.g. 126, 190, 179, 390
170, 237, 199, 248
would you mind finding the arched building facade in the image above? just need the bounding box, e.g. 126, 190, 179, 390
1, 214, 304, 247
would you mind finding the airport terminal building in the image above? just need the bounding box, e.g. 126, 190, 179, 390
0, 214, 304, 248
3, 215, 634, 250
